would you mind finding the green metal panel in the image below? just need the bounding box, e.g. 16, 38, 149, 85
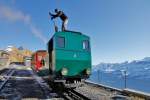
54, 32, 90, 50
53, 31, 91, 76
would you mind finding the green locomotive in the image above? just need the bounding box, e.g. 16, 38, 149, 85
47, 31, 92, 83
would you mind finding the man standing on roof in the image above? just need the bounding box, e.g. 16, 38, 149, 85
49, 9, 68, 31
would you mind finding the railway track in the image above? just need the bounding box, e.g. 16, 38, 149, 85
48, 82, 91, 100
63, 88, 91, 100
31, 71, 58, 99
0, 65, 62, 99
0, 68, 15, 91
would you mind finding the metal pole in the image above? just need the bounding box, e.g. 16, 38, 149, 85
124, 70, 127, 88
98, 70, 100, 83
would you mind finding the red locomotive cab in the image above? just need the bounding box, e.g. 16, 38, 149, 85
35, 54, 42, 71
31, 50, 47, 72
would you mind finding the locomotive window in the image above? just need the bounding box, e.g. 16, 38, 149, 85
56, 36, 65, 48
83, 40, 89, 50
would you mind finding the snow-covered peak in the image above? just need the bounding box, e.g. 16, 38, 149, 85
142, 57, 150, 62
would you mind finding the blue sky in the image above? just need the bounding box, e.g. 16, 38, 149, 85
0, 0, 150, 65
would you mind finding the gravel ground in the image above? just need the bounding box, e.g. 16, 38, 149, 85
75, 83, 111, 100
75, 83, 131, 100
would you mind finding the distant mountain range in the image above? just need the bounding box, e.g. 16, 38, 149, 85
92, 57, 150, 79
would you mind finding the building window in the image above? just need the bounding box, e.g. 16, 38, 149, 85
83, 40, 89, 50
56, 36, 65, 48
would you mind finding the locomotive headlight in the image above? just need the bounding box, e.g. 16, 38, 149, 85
61, 68, 68, 76
86, 68, 91, 75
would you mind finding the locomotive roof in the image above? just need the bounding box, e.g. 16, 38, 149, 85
32, 50, 47, 56
32, 50, 46, 54
47, 31, 90, 44
36, 50, 47, 52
